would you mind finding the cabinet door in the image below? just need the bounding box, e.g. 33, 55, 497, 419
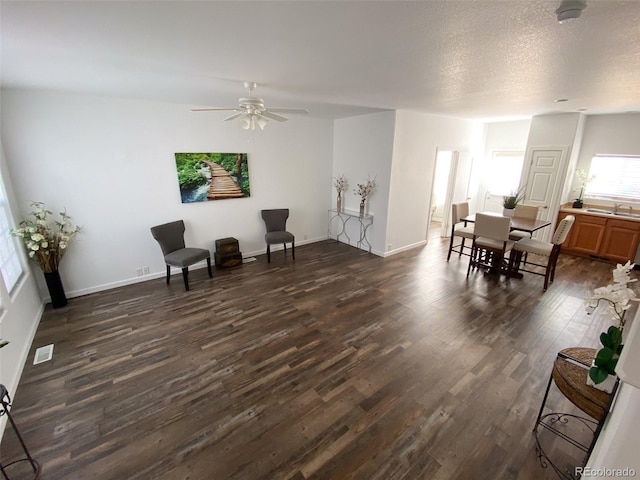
567, 215, 607, 256
601, 218, 640, 263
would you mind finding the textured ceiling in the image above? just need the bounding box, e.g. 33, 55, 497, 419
2, 1, 640, 120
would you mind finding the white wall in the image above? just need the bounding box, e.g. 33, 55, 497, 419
333, 112, 396, 255
1, 89, 334, 297
571, 113, 640, 207
585, 308, 640, 478
386, 111, 481, 255
0, 142, 44, 438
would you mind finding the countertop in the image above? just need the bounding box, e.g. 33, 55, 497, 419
559, 204, 640, 223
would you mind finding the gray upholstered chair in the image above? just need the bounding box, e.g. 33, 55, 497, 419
150, 220, 212, 291
261, 209, 295, 263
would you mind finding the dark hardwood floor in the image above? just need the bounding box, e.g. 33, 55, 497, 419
1, 229, 632, 480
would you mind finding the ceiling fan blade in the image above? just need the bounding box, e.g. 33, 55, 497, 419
268, 108, 309, 115
191, 107, 240, 112
224, 112, 246, 121
261, 111, 288, 122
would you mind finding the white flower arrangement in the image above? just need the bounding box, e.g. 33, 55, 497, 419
574, 168, 595, 202
354, 176, 377, 201
585, 261, 638, 385
10, 201, 82, 273
585, 261, 637, 328
333, 174, 348, 194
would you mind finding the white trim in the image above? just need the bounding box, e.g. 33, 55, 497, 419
382, 240, 427, 257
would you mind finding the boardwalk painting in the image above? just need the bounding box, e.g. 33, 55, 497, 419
175, 152, 250, 203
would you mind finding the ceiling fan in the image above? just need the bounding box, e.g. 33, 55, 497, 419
192, 82, 309, 130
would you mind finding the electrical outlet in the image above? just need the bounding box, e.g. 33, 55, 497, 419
136, 268, 143, 277
143, 266, 150, 275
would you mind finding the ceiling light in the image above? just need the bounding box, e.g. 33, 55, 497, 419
555, 0, 587, 24
257, 117, 268, 130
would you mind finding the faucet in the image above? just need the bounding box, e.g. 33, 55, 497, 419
614, 203, 624, 213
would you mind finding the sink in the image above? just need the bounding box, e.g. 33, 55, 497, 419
585, 208, 612, 214
613, 212, 640, 219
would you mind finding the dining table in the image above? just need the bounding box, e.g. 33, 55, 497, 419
461, 212, 552, 235
461, 212, 552, 277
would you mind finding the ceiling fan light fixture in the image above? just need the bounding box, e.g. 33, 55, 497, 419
555, 0, 587, 24
192, 81, 308, 130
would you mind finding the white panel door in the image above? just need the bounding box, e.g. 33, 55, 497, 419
522, 147, 568, 241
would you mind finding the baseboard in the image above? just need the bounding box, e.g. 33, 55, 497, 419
0, 300, 45, 442
382, 240, 427, 257
63, 237, 329, 299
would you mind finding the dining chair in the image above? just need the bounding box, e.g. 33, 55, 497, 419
511, 215, 575, 291
509, 204, 540, 241
467, 213, 515, 277
447, 202, 474, 261
261, 208, 295, 263
150, 220, 212, 291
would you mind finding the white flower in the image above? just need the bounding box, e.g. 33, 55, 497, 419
586, 262, 638, 329
613, 261, 636, 286
9, 201, 81, 272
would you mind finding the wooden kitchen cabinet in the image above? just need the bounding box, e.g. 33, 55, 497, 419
601, 218, 640, 264
558, 211, 640, 263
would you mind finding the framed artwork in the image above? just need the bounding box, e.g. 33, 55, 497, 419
174, 152, 250, 203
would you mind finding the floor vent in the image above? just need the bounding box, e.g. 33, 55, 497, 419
33, 344, 54, 365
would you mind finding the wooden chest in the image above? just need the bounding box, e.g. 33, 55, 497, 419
214, 237, 242, 269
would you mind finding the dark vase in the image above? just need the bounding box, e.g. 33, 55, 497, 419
43, 270, 68, 308
572, 199, 584, 208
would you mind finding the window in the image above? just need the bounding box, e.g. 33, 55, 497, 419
486, 151, 524, 196
585, 155, 640, 200
0, 182, 24, 293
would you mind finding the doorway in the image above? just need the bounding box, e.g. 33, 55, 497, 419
427, 149, 473, 239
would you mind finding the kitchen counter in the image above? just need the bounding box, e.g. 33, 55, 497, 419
559, 205, 640, 222
557, 205, 640, 263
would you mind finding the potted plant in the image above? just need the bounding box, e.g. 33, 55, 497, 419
333, 174, 348, 212
585, 261, 638, 393
572, 168, 595, 209
502, 188, 524, 217
354, 176, 377, 217
10, 201, 82, 308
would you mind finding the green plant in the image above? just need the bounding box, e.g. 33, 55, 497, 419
10, 202, 82, 273
590, 325, 623, 383
502, 188, 525, 209
585, 261, 638, 384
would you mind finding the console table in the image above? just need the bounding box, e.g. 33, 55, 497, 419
328, 209, 373, 253
533, 348, 618, 480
